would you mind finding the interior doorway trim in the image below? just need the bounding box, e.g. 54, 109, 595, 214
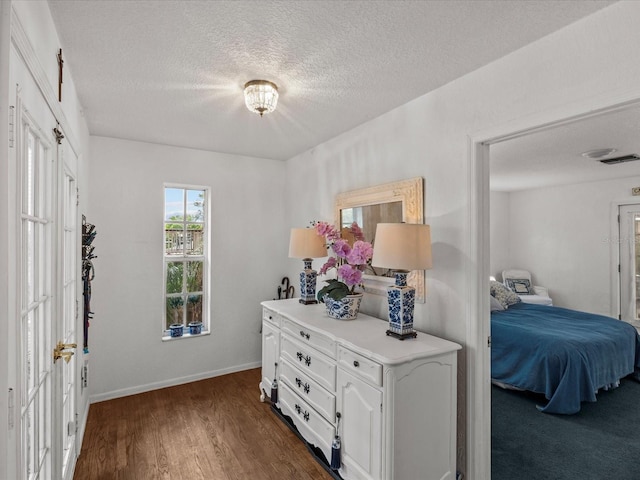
611, 198, 640, 322
467, 89, 640, 479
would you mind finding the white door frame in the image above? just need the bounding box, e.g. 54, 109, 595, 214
467, 89, 640, 479
613, 200, 640, 322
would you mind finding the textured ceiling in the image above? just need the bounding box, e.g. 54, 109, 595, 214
490, 104, 640, 192
48, 0, 615, 161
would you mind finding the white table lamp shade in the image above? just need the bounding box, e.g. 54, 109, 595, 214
288, 228, 326, 259
372, 223, 432, 271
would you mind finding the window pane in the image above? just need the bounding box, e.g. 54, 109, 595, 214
24, 311, 35, 396
187, 189, 205, 222
25, 129, 35, 216
166, 262, 183, 294
166, 296, 184, 328
165, 224, 183, 255
25, 397, 35, 476
26, 221, 35, 304
187, 294, 202, 324
165, 188, 184, 221
185, 225, 203, 255
186, 261, 203, 292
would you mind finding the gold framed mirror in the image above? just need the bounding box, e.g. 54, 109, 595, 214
334, 177, 425, 303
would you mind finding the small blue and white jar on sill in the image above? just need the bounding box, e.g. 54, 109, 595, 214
188, 322, 203, 335
169, 323, 184, 337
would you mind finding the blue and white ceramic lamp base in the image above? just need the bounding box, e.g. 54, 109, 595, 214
386, 271, 418, 340
299, 258, 319, 305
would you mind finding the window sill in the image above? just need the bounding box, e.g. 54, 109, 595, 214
162, 330, 211, 342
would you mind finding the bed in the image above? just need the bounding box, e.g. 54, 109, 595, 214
491, 302, 640, 414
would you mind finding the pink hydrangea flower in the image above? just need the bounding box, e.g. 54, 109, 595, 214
319, 256, 336, 275
337, 264, 363, 287
315, 221, 338, 240
332, 239, 351, 258
314, 220, 372, 295
346, 240, 373, 265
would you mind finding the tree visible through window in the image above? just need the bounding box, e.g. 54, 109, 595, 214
164, 186, 208, 334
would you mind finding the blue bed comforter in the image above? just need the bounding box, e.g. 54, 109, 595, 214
491, 302, 640, 414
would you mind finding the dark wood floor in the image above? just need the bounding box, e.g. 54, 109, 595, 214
73, 368, 333, 480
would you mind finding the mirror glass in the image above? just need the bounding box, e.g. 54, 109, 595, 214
335, 178, 425, 303
340, 201, 403, 276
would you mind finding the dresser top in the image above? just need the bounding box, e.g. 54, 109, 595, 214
262, 299, 461, 365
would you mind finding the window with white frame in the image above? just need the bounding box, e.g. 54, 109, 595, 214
164, 185, 208, 336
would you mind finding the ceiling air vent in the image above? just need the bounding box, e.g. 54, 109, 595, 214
599, 154, 640, 165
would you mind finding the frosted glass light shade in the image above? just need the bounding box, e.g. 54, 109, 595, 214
372, 223, 432, 271
244, 80, 279, 117
288, 228, 326, 259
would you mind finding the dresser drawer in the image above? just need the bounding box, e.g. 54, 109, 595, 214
280, 359, 335, 422
281, 334, 336, 392
338, 345, 383, 387
263, 308, 281, 327
279, 382, 334, 462
281, 317, 336, 359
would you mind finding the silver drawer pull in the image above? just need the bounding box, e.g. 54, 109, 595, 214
294, 403, 310, 422
295, 377, 311, 394
299, 330, 310, 340
296, 351, 312, 367
353, 360, 360, 368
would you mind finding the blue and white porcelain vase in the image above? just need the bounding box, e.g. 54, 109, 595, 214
323, 293, 363, 320
386, 271, 417, 338
188, 322, 202, 335
169, 323, 184, 337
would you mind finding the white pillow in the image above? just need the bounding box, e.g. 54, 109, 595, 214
490, 295, 505, 312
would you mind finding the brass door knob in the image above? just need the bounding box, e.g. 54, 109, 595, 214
53, 341, 77, 363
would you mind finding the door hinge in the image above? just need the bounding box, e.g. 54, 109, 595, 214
8, 388, 14, 430
76, 187, 80, 206
618, 264, 621, 273
53, 125, 64, 145
9, 106, 15, 148
488, 336, 492, 348
380, 403, 383, 413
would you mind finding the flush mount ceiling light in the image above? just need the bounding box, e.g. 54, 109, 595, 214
244, 80, 278, 117
580, 148, 617, 159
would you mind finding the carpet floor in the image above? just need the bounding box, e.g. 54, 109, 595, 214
491, 376, 640, 480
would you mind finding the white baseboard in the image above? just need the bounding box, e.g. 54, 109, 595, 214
89, 361, 262, 404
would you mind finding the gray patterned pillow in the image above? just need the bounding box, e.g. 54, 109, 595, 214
490, 281, 521, 308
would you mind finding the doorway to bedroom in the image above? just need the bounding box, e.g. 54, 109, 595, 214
485, 102, 640, 479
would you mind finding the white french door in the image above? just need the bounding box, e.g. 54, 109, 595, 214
12, 45, 79, 480
619, 204, 640, 323
60, 154, 79, 480
17, 91, 56, 480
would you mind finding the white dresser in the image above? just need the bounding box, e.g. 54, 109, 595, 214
260, 299, 461, 480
